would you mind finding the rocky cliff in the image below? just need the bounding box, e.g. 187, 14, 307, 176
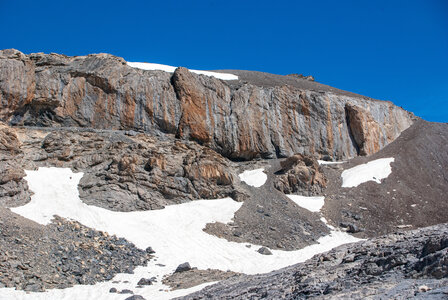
0, 49, 415, 161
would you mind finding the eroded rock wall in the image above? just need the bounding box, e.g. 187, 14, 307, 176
0, 49, 415, 160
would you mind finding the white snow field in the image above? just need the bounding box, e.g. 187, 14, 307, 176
287, 195, 325, 213
341, 158, 395, 188
3, 167, 360, 300
127, 62, 239, 81
238, 168, 267, 187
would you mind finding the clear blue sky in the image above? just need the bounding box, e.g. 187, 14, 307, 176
1, 0, 447, 122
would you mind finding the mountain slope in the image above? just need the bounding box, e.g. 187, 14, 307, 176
322, 119, 448, 237
179, 224, 448, 299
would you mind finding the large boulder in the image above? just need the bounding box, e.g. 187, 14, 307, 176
273, 154, 326, 195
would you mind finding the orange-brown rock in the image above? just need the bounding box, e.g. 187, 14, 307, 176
345, 103, 381, 156
173, 67, 212, 144
273, 154, 326, 195
0, 121, 21, 153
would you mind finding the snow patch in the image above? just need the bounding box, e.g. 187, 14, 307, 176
317, 160, 346, 165
341, 158, 395, 188
287, 195, 325, 213
127, 62, 238, 81
238, 168, 267, 187
4, 167, 361, 300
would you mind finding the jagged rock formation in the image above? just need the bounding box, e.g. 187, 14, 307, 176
273, 154, 326, 195
0, 49, 414, 161
204, 158, 330, 251
179, 224, 448, 299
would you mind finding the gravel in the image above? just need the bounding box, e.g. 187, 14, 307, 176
0, 208, 152, 291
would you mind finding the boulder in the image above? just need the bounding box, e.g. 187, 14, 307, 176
175, 262, 192, 273
273, 154, 326, 195
257, 247, 273, 255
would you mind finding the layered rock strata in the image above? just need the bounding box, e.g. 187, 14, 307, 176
0, 49, 414, 161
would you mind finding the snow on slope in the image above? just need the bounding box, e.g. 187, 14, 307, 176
287, 195, 325, 213
341, 158, 395, 188
127, 62, 238, 80
3, 167, 360, 300
238, 168, 267, 187
318, 160, 346, 165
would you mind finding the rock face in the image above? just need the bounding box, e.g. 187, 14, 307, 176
0, 49, 414, 161
345, 103, 381, 155
273, 154, 326, 195
178, 224, 448, 299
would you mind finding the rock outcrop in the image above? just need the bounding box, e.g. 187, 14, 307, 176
0, 122, 30, 207
287, 73, 315, 81
179, 224, 448, 299
0, 49, 415, 161
273, 154, 326, 195
4, 125, 240, 211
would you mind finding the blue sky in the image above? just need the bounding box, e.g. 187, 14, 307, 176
1, 0, 447, 122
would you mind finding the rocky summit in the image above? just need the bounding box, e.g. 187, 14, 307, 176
0, 49, 446, 300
